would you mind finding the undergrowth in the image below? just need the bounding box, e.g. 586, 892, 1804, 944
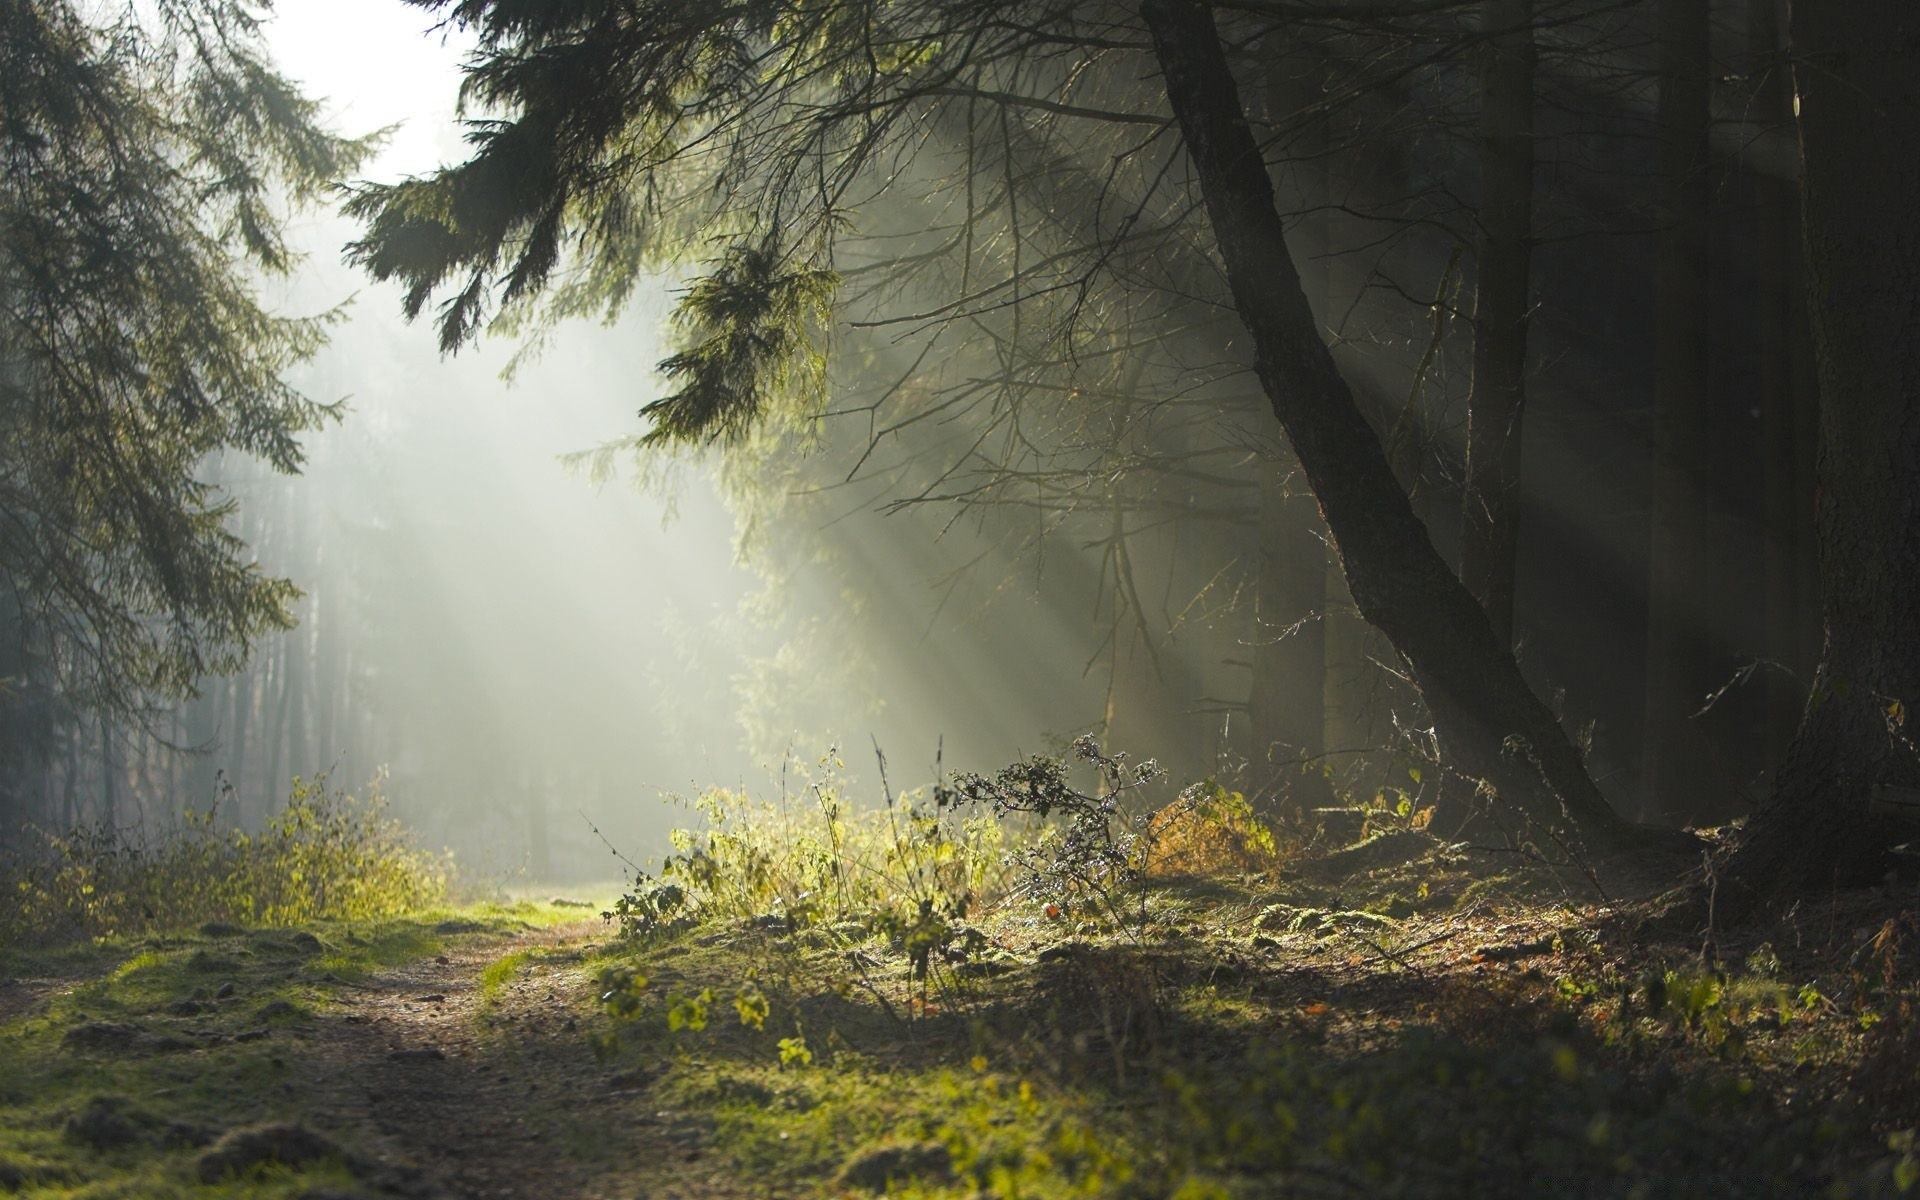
573, 743, 1920, 1198
0, 900, 573, 1199
0, 772, 450, 949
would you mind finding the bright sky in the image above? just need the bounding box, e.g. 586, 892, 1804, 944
265, 0, 476, 180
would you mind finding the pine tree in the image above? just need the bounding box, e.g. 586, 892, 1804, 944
0, 0, 368, 794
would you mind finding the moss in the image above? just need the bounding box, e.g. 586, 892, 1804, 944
0, 905, 549, 1199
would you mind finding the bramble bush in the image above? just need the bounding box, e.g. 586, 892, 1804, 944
0, 771, 449, 947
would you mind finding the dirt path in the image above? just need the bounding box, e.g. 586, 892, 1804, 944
294, 920, 665, 1200
0, 965, 94, 1026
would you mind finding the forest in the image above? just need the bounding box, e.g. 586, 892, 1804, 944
1, 0, 1917, 1195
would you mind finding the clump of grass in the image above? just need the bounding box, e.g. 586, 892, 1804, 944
479, 949, 534, 1006
0, 771, 449, 948
607, 747, 1018, 943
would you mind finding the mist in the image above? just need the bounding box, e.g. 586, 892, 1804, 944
1, 0, 1835, 879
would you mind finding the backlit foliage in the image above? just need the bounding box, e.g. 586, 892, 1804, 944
0, 773, 449, 947
0, 0, 371, 746
606, 750, 1013, 944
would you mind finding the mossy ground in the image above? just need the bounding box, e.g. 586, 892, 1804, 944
0, 897, 594, 1199
576, 844, 1920, 1198
7, 853, 1920, 1198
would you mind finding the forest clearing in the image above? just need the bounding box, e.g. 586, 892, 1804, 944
5, 0, 1920, 1194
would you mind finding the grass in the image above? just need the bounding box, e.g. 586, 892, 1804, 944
9, 747, 1920, 1197
572, 880, 1920, 1198
556, 759, 1920, 1198
0, 877, 592, 1197
0, 774, 449, 951
0, 759, 617, 1199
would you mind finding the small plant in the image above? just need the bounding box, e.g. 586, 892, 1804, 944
937, 735, 1198, 938
1144, 779, 1284, 878
603, 880, 692, 941
601, 748, 1009, 975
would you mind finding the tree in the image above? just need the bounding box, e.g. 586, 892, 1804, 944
0, 0, 367, 809
348, 0, 1664, 851
1638, 0, 1718, 821
1140, 0, 1640, 848
1458, 0, 1535, 647
1746, 0, 1817, 765
1710, 0, 1920, 904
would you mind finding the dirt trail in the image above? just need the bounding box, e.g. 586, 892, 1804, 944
295, 919, 665, 1200
0, 965, 95, 1026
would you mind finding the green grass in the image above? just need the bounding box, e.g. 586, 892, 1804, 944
0, 905, 547, 1199
568, 868, 1920, 1200
479, 948, 535, 1005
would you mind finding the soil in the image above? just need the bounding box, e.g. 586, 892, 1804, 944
288, 920, 642, 1200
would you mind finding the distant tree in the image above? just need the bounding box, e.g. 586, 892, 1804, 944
1638, 0, 1717, 821
0, 0, 367, 801
1458, 0, 1535, 647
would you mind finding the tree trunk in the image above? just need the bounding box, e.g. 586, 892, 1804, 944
1247, 464, 1333, 810
1141, 0, 1636, 850
1715, 0, 1920, 902
266, 634, 293, 808
1247, 38, 1332, 813
1639, 0, 1717, 821
226, 670, 252, 823
1749, 0, 1816, 767
98, 714, 116, 827
1460, 0, 1536, 646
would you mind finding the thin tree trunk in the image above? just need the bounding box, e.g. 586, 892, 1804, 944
1460, 0, 1536, 645
1248, 464, 1332, 810
1247, 37, 1331, 813
266, 632, 294, 809
98, 714, 116, 828
1141, 0, 1638, 850
62, 724, 78, 827
1715, 0, 1920, 903
227, 669, 252, 824
1640, 0, 1717, 820
1749, 0, 1814, 766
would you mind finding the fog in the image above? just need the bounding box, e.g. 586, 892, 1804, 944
2, 0, 1809, 879
139, 1, 1113, 876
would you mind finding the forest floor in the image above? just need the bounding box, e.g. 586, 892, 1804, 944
8, 844, 1920, 1198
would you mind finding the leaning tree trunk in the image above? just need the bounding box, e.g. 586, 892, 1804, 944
1460, 0, 1536, 647
1714, 0, 1920, 904
1141, 0, 1637, 851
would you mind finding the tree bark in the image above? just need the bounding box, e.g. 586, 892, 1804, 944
1141, 0, 1636, 850
1640, 0, 1718, 821
1749, 0, 1817, 766
1716, 0, 1920, 902
1460, 0, 1536, 646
